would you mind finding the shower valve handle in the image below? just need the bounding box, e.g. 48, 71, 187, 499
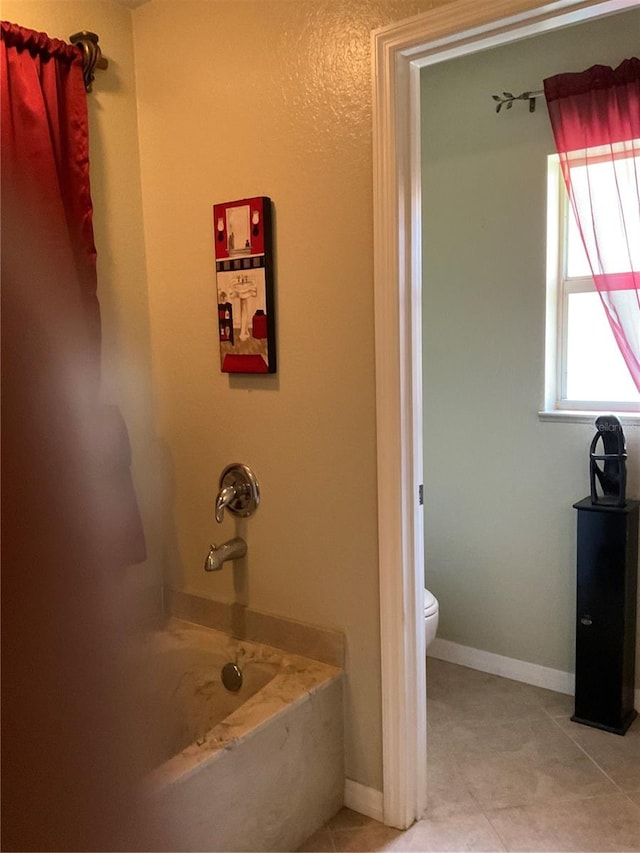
215, 463, 260, 523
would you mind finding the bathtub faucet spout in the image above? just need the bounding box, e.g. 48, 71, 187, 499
204, 537, 247, 572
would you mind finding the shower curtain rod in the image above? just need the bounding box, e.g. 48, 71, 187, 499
492, 88, 544, 113
69, 30, 108, 93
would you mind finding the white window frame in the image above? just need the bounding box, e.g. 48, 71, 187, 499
543, 154, 640, 417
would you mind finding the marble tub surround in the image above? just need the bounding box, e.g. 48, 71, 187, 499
147, 618, 344, 851
165, 587, 345, 667
299, 660, 640, 852
147, 618, 342, 785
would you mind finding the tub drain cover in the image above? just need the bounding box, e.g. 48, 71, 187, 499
221, 662, 243, 692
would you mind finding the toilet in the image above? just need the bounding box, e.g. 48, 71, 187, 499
424, 588, 439, 650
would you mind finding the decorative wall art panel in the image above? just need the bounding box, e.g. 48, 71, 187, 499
213, 196, 276, 374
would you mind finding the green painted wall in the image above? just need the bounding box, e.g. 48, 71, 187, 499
421, 10, 640, 675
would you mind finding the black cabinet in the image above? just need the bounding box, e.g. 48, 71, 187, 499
572, 498, 639, 735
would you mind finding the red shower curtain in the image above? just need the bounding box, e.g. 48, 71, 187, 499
1, 22, 151, 850
1, 19, 146, 569
544, 58, 640, 393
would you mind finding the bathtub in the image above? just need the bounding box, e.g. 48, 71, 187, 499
143, 618, 344, 851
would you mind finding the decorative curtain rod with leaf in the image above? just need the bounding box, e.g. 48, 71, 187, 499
492, 88, 544, 113
69, 30, 108, 92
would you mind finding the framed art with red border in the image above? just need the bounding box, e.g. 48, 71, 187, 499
213, 196, 276, 374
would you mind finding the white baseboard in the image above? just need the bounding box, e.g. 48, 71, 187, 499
344, 779, 383, 822
428, 637, 575, 695
429, 640, 640, 713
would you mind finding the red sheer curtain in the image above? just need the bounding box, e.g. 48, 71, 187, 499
1, 22, 153, 850
544, 58, 640, 394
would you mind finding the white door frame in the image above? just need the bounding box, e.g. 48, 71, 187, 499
372, 0, 640, 829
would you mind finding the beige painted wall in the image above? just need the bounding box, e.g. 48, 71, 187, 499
3, 0, 162, 607
131, 0, 450, 790
422, 11, 640, 678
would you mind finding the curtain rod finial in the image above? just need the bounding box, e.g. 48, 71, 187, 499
70, 31, 108, 93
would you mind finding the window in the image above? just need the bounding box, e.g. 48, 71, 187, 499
544, 153, 640, 414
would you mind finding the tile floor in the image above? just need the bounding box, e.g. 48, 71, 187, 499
299, 659, 640, 851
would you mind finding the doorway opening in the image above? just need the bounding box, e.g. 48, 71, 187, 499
372, 0, 640, 830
